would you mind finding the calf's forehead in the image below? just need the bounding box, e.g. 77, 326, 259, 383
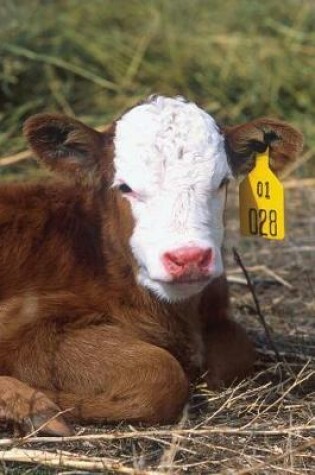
113, 97, 230, 191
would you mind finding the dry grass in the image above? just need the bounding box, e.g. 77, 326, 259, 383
0, 363, 314, 474
0, 360, 314, 474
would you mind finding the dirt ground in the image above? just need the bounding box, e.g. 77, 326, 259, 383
0, 182, 314, 474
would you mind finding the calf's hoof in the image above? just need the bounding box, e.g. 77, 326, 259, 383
0, 377, 72, 436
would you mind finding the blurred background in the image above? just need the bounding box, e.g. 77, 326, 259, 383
0, 0, 314, 179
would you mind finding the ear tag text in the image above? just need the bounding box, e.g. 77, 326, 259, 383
239, 149, 285, 240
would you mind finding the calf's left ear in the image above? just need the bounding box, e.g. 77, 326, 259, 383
223, 118, 304, 176
24, 113, 115, 185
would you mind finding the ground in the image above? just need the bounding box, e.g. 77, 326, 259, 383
0, 179, 313, 475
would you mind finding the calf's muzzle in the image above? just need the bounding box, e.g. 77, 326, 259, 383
162, 247, 213, 282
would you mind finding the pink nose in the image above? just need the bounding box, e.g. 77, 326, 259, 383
162, 247, 213, 280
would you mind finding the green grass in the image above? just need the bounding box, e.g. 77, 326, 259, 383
0, 0, 314, 175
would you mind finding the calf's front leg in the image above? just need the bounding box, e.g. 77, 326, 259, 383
0, 376, 71, 435
200, 277, 256, 389
203, 319, 256, 389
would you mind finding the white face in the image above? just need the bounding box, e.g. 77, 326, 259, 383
113, 96, 232, 302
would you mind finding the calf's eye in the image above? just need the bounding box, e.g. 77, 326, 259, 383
118, 183, 133, 194
219, 177, 230, 189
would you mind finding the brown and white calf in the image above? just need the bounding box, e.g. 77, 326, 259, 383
0, 96, 303, 435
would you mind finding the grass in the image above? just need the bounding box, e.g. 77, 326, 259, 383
0, 0, 314, 175
0, 1, 314, 473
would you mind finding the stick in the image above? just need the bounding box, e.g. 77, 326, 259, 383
226, 275, 248, 285
0, 422, 314, 448
234, 438, 315, 475
280, 150, 314, 179
0, 448, 160, 474
232, 248, 282, 363
284, 177, 315, 189
0, 150, 33, 167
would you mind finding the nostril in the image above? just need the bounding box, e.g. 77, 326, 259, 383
163, 252, 184, 272
198, 249, 212, 268
167, 254, 183, 267
162, 247, 213, 278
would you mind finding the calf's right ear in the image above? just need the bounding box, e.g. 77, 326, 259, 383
23, 114, 115, 185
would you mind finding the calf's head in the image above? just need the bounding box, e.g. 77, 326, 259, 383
24, 96, 303, 301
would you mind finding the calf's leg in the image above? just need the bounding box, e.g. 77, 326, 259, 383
15, 326, 189, 426
0, 376, 71, 435
203, 319, 256, 389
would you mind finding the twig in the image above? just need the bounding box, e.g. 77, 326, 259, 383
0, 448, 160, 474
158, 405, 188, 472
258, 266, 294, 289
228, 265, 294, 289
282, 246, 315, 254
227, 273, 293, 288
280, 150, 314, 179
232, 248, 282, 363
226, 275, 248, 285
21, 407, 73, 441
239, 363, 314, 430
0, 150, 32, 167
284, 177, 315, 189
234, 438, 315, 475
256, 348, 315, 362
0, 423, 314, 448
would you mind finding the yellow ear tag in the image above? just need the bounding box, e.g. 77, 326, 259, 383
239, 149, 285, 240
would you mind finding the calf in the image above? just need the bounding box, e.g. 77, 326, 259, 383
0, 96, 303, 435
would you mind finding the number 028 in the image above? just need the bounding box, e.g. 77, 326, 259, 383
248, 208, 278, 236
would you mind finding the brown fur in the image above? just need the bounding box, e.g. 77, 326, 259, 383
0, 111, 302, 435
223, 118, 303, 175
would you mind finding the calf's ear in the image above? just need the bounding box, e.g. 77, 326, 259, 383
23, 114, 115, 185
223, 118, 303, 176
